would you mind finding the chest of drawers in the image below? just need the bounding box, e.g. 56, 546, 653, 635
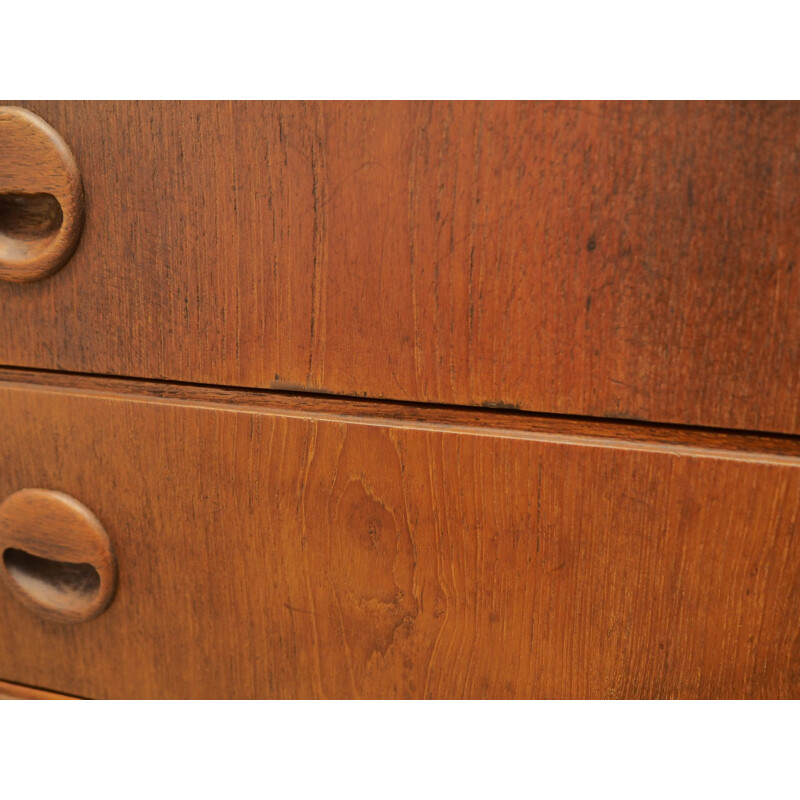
1, 101, 798, 698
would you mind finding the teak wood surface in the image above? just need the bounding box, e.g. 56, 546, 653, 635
1, 102, 799, 434
0, 377, 798, 699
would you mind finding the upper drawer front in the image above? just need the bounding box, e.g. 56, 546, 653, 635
1, 102, 799, 433
0, 380, 798, 698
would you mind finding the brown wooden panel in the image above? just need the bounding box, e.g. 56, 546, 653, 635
1, 102, 798, 433
0, 378, 798, 699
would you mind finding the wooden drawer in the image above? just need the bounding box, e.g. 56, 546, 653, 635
1, 102, 799, 433
0, 374, 798, 699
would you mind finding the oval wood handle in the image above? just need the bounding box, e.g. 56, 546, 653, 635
0, 107, 85, 282
0, 489, 117, 623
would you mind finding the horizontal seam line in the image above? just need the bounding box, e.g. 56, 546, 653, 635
0, 363, 797, 443
1, 368, 799, 464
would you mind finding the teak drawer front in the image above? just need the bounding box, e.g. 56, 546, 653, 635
0, 379, 798, 699
1, 102, 799, 434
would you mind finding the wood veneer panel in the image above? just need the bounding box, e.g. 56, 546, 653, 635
0, 379, 797, 698
1, 102, 798, 433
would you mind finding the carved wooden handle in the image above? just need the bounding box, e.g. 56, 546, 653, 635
0, 106, 84, 282
0, 489, 117, 623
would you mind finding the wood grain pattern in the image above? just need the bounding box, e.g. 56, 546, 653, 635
0, 106, 84, 281
0, 377, 798, 699
0, 679, 78, 699
0, 102, 798, 433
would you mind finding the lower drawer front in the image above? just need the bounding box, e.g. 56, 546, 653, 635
0, 381, 798, 698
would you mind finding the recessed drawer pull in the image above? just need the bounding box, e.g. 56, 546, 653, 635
0, 107, 84, 282
0, 489, 116, 623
